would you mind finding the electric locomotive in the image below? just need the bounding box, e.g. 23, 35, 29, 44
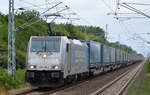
25, 36, 89, 87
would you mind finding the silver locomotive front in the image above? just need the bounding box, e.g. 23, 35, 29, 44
25, 36, 64, 87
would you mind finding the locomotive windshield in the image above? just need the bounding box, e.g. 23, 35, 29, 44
31, 38, 61, 52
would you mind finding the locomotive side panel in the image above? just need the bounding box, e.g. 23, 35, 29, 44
102, 45, 110, 65
110, 47, 116, 64
69, 41, 89, 75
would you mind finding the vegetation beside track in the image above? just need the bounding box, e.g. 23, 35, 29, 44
126, 59, 150, 95
0, 69, 27, 94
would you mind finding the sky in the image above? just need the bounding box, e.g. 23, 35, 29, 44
0, 0, 150, 56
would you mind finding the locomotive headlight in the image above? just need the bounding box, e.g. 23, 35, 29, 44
52, 65, 59, 70
43, 54, 47, 58
54, 66, 59, 69
30, 65, 36, 69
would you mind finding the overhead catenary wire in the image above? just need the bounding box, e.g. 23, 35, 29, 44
105, 0, 150, 21
114, 17, 148, 20
117, 21, 133, 43
114, 17, 148, 50
16, 1, 68, 12
112, 1, 150, 20
16, 0, 60, 12
117, 17, 150, 53
15, 2, 63, 31
62, 0, 92, 25
100, 0, 150, 49
120, 3, 150, 18
15, 0, 88, 30
119, 19, 150, 47
18, 0, 58, 8
124, 2, 150, 6
22, 0, 93, 26
100, 0, 115, 13
132, 33, 150, 45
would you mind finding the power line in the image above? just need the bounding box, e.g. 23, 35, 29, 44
62, 0, 92, 25
15, 0, 83, 31
107, 0, 150, 20
114, 16, 148, 20
100, 0, 115, 13
120, 3, 150, 18
124, 2, 150, 6
15, 2, 63, 31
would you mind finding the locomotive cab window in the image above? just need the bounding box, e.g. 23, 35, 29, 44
31, 39, 45, 52
31, 38, 61, 52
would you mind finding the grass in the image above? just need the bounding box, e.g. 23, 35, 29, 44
126, 59, 150, 95
0, 69, 28, 94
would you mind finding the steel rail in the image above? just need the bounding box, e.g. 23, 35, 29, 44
91, 63, 143, 95
116, 64, 144, 95
90, 70, 130, 95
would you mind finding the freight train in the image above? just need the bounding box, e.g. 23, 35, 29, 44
25, 36, 144, 87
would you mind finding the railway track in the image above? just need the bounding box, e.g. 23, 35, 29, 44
12, 75, 95, 95
12, 88, 43, 95
12, 80, 90, 95
50, 62, 142, 95
12, 62, 142, 95
91, 62, 144, 95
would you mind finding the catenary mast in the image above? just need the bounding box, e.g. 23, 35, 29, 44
8, 0, 16, 80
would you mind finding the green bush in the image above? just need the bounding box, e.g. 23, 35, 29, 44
0, 69, 16, 90
146, 58, 150, 73
0, 69, 26, 90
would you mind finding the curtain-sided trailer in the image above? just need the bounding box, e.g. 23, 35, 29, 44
81, 40, 102, 75
82, 41, 129, 74
82, 41, 143, 74
81, 40, 101, 69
